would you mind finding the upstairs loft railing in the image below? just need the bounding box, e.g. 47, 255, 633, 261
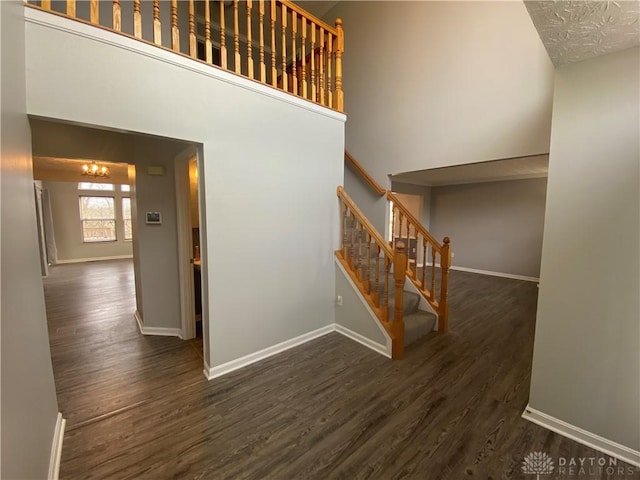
336, 186, 408, 359
26, 0, 344, 112
344, 150, 451, 332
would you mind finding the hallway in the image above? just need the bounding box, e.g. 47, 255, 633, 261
42, 261, 638, 479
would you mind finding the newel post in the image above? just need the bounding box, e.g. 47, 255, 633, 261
439, 237, 451, 332
334, 18, 344, 112
392, 241, 408, 359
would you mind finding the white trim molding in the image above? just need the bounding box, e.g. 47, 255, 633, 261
56, 255, 133, 264
25, 8, 346, 124
335, 324, 391, 358
48, 412, 66, 480
134, 311, 182, 338
426, 262, 539, 283
522, 405, 640, 468
204, 325, 334, 380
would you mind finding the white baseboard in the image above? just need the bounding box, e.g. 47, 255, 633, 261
204, 325, 334, 380
335, 324, 391, 358
134, 310, 182, 338
56, 255, 133, 264
425, 262, 539, 283
48, 412, 65, 480
522, 405, 640, 468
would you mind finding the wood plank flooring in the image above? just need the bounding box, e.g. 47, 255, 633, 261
43, 260, 639, 479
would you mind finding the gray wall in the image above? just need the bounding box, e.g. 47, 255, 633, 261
429, 178, 547, 278
391, 181, 432, 231
43, 181, 134, 262
344, 161, 387, 235
324, 1, 554, 185
25, 10, 344, 369
1, 1, 60, 478
132, 137, 185, 330
335, 264, 388, 349
529, 47, 640, 451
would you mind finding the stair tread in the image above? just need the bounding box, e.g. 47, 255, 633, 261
403, 310, 437, 346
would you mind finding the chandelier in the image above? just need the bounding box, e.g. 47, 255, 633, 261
81, 161, 110, 178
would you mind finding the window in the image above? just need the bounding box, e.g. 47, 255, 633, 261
78, 182, 114, 191
122, 197, 132, 240
120, 184, 131, 192
79, 196, 116, 242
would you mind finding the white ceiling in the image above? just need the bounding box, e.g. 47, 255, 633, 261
525, 1, 640, 66
391, 154, 549, 187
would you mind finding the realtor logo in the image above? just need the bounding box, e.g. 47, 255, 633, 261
522, 451, 555, 479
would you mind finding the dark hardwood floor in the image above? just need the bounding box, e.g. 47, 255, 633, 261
42, 260, 638, 479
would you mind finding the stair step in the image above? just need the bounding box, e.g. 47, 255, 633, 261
389, 290, 420, 316
404, 310, 437, 346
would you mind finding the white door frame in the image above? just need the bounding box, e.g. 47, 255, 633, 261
174, 147, 199, 340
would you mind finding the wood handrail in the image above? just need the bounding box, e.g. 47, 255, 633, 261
337, 186, 393, 258
387, 191, 443, 252
344, 151, 386, 196
280, 0, 337, 36
25, 0, 344, 112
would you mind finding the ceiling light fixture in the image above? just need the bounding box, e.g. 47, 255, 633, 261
81, 161, 110, 178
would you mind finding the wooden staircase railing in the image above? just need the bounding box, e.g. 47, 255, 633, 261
343, 150, 451, 332
336, 186, 408, 359
26, 0, 344, 112
388, 192, 451, 332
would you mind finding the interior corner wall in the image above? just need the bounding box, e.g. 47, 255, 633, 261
390, 181, 432, 231
323, 1, 554, 184
1, 2, 59, 478
529, 47, 640, 452
132, 137, 185, 330
429, 178, 547, 278
43, 181, 134, 262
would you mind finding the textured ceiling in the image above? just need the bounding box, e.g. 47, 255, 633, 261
525, 1, 640, 65
391, 154, 549, 188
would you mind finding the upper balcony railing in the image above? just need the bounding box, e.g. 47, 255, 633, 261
26, 0, 344, 112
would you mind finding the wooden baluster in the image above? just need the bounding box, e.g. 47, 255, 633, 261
383, 256, 390, 321
290, 11, 298, 95
431, 246, 436, 300
90, 0, 99, 24
300, 20, 307, 99
391, 205, 396, 249
41, 0, 51, 10
233, 0, 241, 73
349, 213, 355, 269
310, 24, 316, 101
219, 1, 226, 68
373, 245, 381, 306
270, 0, 277, 87
258, 0, 266, 82
171, 0, 180, 52
246, 0, 254, 79
133, 0, 142, 38
66, 0, 75, 18
188, 0, 196, 57
327, 33, 333, 108
365, 232, 371, 294
398, 212, 403, 251
113, 0, 121, 32
357, 222, 363, 281
334, 18, 344, 111
280, 4, 288, 92
406, 220, 411, 275
422, 239, 427, 290
318, 27, 325, 105
341, 204, 347, 259
392, 242, 408, 359
439, 238, 451, 332
153, 0, 162, 45
203, 1, 211, 63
